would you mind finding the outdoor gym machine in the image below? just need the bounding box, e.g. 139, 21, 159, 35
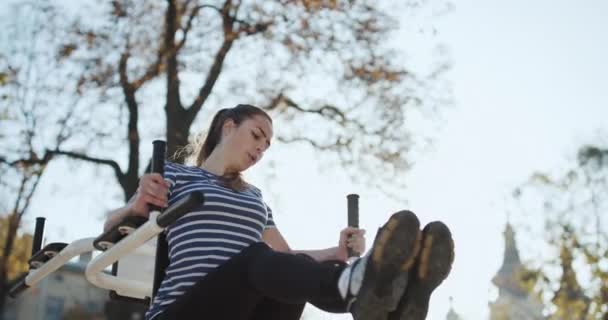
8, 140, 360, 308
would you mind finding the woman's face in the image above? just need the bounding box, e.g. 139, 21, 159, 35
221, 115, 273, 172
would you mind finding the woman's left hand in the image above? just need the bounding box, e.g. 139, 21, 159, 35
337, 227, 366, 262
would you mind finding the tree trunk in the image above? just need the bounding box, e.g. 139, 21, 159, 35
166, 105, 193, 163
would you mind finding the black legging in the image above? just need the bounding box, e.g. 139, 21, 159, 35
155, 242, 348, 320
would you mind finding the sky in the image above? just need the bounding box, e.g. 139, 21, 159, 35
9, 0, 608, 319
393, 0, 608, 318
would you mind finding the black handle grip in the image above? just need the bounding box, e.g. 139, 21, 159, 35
8, 272, 29, 298
32, 217, 45, 259
150, 140, 167, 212
156, 192, 205, 228
151, 140, 166, 174
347, 194, 359, 258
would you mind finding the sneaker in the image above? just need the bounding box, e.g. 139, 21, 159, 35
388, 221, 455, 320
339, 210, 422, 320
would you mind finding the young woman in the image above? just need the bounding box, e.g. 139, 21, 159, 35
104, 104, 454, 320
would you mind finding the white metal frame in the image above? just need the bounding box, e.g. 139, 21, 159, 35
85, 210, 163, 299
17, 211, 163, 301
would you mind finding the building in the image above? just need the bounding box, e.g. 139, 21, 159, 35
5, 253, 107, 320
4, 252, 148, 320
445, 297, 463, 320
488, 223, 544, 320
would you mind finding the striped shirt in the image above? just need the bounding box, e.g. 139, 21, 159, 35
146, 162, 276, 320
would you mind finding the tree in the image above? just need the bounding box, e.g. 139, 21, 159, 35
1, 0, 451, 314
0, 1, 91, 313
0, 170, 45, 314
0, 215, 33, 284
46, 0, 451, 200
514, 144, 608, 319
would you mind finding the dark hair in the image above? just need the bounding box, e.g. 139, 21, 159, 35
187, 104, 272, 191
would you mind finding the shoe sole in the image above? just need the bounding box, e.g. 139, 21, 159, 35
351, 210, 422, 320
388, 221, 454, 320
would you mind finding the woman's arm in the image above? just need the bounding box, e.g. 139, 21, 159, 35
262, 227, 365, 262
103, 173, 169, 232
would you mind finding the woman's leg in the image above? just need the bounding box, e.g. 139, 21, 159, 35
247, 210, 425, 320
156, 243, 269, 320
246, 255, 349, 320
247, 249, 347, 306
155, 242, 344, 320
157, 210, 425, 320
308, 260, 351, 313
249, 298, 306, 320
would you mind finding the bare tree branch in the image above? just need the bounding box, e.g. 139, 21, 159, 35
118, 49, 140, 195
131, 50, 166, 91
13, 171, 43, 217
131, 2, 212, 92
267, 93, 396, 136
186, 0, 270, 121
187, 39, 233, 119
273, 93, 349, 124
196, 4, 223, 14
176, 3, 204, 52
187, 0, 236, 118
0, 152, 52, 168
277, 136, 352, 151
11, 175, 28, 218
49, 149, 124, 180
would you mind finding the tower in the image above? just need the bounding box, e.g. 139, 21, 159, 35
489, 223, 544, 320
445, 297, 463, 320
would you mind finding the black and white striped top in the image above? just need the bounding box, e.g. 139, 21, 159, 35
146, 162, 275, 320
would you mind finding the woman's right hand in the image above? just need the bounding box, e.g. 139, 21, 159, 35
128, 173, 170, 218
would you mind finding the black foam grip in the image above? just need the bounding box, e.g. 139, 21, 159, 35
32, 217, 45, 258
347, 194, 359, 228
347, 194, 359, 257
156, 192, 205, 228
151, 140, 166, 174
150, 140, 166, 212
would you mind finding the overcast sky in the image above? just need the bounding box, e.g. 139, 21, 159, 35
298, 0, 608, 318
